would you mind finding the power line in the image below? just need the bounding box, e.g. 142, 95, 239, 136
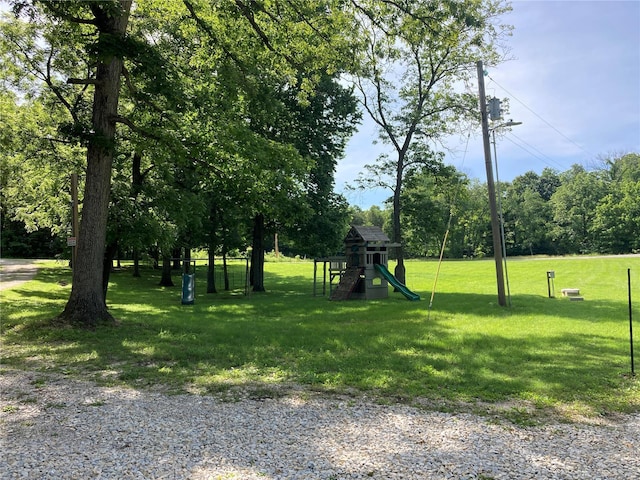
457, 128, 472, 171
505, 132, 567, 170
487, 74, 596, 159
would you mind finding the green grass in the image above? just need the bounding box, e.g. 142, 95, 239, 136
1, 256, 638, 422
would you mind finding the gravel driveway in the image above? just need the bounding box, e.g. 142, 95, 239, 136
1, 368, 638, 480
0, 259, 39, 291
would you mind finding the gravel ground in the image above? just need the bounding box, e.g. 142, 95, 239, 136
1, 368, 638, 480
0, 259, 39, 292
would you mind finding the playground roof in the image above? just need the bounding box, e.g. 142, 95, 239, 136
346, 225, 390, 244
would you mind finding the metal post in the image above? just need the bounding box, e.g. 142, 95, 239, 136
629, 268, 635, 375
477, 61, 506, 306
323, 260, 327, 296
313, 259, 317, 296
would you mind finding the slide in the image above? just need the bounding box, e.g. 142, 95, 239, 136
374, 264, 420, 301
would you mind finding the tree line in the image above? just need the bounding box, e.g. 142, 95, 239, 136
351, 153, 640, 259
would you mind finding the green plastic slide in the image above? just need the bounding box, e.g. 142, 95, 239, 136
374, 264, 420, 301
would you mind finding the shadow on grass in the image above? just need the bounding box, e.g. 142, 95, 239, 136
2, 265, 637, 420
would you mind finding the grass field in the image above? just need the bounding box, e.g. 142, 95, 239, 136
1, 255, 638, 423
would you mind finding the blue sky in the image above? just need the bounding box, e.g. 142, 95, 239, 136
337, 0, 640, 209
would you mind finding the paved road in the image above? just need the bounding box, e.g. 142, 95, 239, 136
0, 259, 39, 291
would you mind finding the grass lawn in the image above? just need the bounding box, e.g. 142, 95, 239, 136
1, 255, 638, 423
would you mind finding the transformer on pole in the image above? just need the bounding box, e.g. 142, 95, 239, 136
488, 97, 503, 121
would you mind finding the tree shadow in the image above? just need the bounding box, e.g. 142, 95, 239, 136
2, 264, 637, 424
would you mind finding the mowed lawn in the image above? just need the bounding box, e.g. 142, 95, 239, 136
1, 255, 638, 421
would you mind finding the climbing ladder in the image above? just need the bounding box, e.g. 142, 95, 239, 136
330, 267, 363, 300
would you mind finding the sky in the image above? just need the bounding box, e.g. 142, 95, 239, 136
337, 0, 640, 209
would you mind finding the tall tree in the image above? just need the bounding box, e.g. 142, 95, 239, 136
550, 164, 607, 254
348, 0, 511, 284
402, 164, 468, 257
503, 171, 553, 255
0, 10, 89, 240
591, 153, 640, 253
42, 0, 134, 326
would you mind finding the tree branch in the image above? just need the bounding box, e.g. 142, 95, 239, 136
233, 0, 299, 68
67, 78, 100, 85
182, 0, 247, 74
40, 2, 99, 26
112, 115, 165, 142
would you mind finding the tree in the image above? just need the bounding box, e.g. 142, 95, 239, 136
4, 0, 360, 324
455, 179, 490, 258
274, 74, 360, 258
503, 170, 555, 255
37, 0, 134, 326
348, 0, 510, 284
162, 0, 359, 288
0, 13, 89, 245
550, 164, 607, 254
402, 164, 467, 257
591, 153, 640, 253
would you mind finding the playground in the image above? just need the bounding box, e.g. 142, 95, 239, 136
314, 225, 420, 301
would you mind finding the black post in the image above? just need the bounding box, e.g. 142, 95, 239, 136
629, 268, 635, 376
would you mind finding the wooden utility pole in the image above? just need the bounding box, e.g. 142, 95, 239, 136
477, 61, 506, 306
71, 173, 79, 270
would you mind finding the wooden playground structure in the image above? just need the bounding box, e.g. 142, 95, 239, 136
313, 225, 420, 301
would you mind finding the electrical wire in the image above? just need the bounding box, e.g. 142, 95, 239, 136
502, 133, 566, 171
487, 74, 596, 159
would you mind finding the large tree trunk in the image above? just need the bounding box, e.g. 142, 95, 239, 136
251, 213, 265, 292
159, 252, 174, 287
57, 1, 133, 327
102, 241, 118, 305
207, 247, 216, 293
393, 156, 406, 286
172, 247, 182, 270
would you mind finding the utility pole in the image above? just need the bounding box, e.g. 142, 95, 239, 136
71, 173, 79, 270
477, 61, 506, 306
